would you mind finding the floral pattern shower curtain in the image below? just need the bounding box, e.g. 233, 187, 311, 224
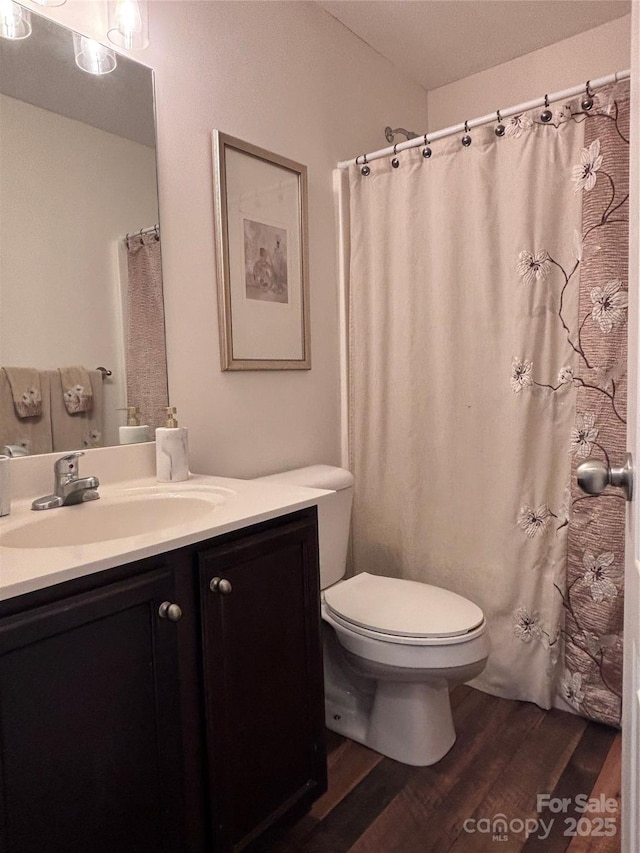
347, 81, 629, 725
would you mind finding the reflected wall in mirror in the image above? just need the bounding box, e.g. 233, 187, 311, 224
0, 6, 168, 456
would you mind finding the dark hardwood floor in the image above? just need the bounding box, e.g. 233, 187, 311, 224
269, 686, 621, 853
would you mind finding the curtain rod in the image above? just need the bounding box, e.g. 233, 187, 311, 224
337, 69, 630, 170
125, 224, 159, 242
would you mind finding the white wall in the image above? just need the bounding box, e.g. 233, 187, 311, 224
0, 94, 158, 446
151, 1, 429, 478
29, 0, 429, 478
427, 15, 631, 131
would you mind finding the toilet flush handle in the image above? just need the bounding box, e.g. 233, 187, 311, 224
210, 577, 233, 595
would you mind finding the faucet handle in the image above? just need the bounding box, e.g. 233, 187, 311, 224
54, 451, 84, 478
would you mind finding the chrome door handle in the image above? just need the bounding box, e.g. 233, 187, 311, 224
576, 453, 633, 502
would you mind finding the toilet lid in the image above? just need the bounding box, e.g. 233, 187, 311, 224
323, 573, 484, 638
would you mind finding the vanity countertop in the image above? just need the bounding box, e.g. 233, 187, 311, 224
0, 473, 331, 601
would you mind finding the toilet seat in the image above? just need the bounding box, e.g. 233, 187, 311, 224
323, 572, 485, 645
323, 604, 486, 647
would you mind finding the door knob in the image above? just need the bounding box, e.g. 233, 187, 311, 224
576, 453, 633, 502
210, 577, 232, 595
158, 601, 183, 622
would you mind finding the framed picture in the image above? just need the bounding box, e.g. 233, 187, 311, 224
212, 131, 311, 370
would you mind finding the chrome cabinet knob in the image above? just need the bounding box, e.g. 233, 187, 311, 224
577, 453, 633, 502
210, 577, 232, 595
158, 601, 183, 622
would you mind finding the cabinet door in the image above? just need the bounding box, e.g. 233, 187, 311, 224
0, 569, 186, 853
199, 512, 326, 851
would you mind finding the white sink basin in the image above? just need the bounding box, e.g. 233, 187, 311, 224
0, 486, 233, 549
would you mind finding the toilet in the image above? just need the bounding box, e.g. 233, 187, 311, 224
256, 465, 489, 767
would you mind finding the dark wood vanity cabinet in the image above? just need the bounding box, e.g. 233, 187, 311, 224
199, 513, 326, 851
0, 567, 186, 853
0, 508, 326, 853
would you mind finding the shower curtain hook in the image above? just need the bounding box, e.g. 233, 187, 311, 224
540, 94, 553, 123
422, 134, 432, 159
360, 153, 371, 177
462, 120, 472, 147
582, 80, 594, 111
391, 143, 400, 169
495, 109, 505, 137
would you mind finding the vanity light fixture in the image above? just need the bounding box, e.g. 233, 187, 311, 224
107, 0, 148, 50
73, 32, 117, 75
31, 0, 67, 6
0, 0, 31, 40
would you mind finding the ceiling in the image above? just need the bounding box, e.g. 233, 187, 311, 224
318, 1, 631, 91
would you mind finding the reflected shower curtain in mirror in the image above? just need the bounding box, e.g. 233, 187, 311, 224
125, 233, 169, 429
345, 82, 628, 725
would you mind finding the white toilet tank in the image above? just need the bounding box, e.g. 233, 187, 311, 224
255, 465, 354, 589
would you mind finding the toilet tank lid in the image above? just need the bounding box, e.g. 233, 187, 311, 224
257, 465, 354, 491
324, 573, 484, 638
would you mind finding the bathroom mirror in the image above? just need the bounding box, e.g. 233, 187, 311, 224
0, 6, 166, 453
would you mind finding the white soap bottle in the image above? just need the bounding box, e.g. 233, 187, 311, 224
155, 406, 189, 482
119, 406, 150, 445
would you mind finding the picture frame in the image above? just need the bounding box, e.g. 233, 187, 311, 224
212, 130, 311, 370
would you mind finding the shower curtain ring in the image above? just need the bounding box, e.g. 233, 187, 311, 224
391, 143, 400, 169
540, 93, 553, 123
422, 134, 432, 159
582, 80, 594, 111
495, 109, 505, 137
462, 120, 472, 147
360, 153, 371, 176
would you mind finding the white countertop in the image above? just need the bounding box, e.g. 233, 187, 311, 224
0, 473, 331, 601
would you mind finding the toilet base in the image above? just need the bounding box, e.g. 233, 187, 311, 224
367, 680, 456, 765
321, 617, 486, 767
326, 678, 456, 766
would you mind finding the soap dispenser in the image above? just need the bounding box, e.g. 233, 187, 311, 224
119, 406, 150, 445
155, 406, 189, 482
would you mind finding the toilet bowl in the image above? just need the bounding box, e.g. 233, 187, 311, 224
255, 465, 489, 766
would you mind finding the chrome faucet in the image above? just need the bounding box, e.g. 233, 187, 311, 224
32, 451, 100, 511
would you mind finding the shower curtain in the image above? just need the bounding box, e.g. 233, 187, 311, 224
125, 233, 169, 429
345, 82, 629, 726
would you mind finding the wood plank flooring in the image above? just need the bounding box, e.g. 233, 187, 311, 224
270, 686, 621, 853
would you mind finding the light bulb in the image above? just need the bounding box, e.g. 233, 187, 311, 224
0, 0, 31, 40
107, 0, 148, 50
73, 33, 117, 75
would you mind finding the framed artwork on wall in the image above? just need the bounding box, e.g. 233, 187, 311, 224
212, 130, 311, 370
